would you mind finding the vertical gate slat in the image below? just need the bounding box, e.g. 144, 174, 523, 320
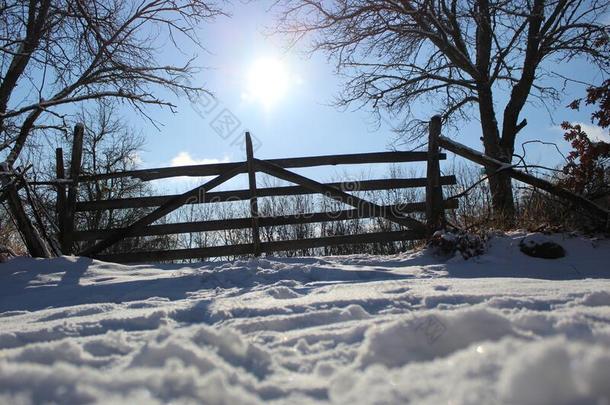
55, 148, 67, 252
62, 123, 84, 254
426, 115, 445, 234
245, 132, 261, 256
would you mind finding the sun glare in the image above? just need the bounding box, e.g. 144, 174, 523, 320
244, 57, 291, 110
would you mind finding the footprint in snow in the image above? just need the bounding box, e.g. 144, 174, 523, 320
267, 286, 303, 299
384, 287, 410, 294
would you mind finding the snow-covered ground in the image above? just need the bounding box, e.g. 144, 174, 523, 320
1, 233, 609, 404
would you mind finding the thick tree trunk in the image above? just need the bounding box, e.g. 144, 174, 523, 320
477, 85, 516, 226
486, 167, 515, 226
488, 0, 543, 228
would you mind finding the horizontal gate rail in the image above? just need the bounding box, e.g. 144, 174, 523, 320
77, 150, 447, 182
255, 158, 426, 231
75, 176, 457, 211
93, 229, 426, 263
79, 164, 245, 257
74, 199, 459, 241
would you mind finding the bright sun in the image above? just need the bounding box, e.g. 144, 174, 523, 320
244, 57, 291, 110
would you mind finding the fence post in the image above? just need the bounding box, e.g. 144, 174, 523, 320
245, 132, 261, 256
62, 123, 84, 254
426, 115, 445, 234
55, 148, 67, 252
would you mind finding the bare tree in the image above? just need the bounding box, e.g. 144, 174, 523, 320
23, 102, 174, 253
72, 103, 149, 234
275, 0, 610, 223
0, 0, 224, 167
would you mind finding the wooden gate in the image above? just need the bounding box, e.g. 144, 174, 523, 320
54, 117, 457, 263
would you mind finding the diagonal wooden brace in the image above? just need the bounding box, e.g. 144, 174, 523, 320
255, 159, 426, 232
80, 164, 246, 257
437, 135, 610, 228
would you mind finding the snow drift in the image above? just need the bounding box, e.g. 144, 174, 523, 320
0, 232, 609, 404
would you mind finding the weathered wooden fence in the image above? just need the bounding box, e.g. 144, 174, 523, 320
51, 116, 457, 263
5, 115, 608, 262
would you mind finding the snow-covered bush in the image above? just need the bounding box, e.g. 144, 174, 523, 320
428, 230, 489, 259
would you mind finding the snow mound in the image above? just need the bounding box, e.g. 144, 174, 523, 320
499, 339, 610, 404
580, 291, 610, 307
358, 308, 519, 368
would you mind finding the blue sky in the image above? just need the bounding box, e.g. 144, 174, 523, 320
118, 1, 607, 193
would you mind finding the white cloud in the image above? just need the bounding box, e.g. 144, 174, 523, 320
551, 123, 610, 143
571, 123, 610, 143
153, 152, 235, 194
127, 152, 143, 166
170, 152, 230, 167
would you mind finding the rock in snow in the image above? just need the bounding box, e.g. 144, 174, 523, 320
0, 232, 609, 404
520, 234, 566, 259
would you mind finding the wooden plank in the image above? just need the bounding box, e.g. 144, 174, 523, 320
62, 124, 84, 254
28, 180, 73, 186
94, 229, 426, 263
55, 148, 67, 251
437, 135, 610, 226
1, 173, 52, 258
426, 116, 445, 233
75, 176, 457, 211
255, 159, 426, 231
78, 151, 447, 182
79, 164, 246, 257
245, 132, 261, 256
73, 200, 460, 241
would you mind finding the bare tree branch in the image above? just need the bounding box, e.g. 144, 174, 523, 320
273, 0, 610, 221
0, 0, 226, 166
